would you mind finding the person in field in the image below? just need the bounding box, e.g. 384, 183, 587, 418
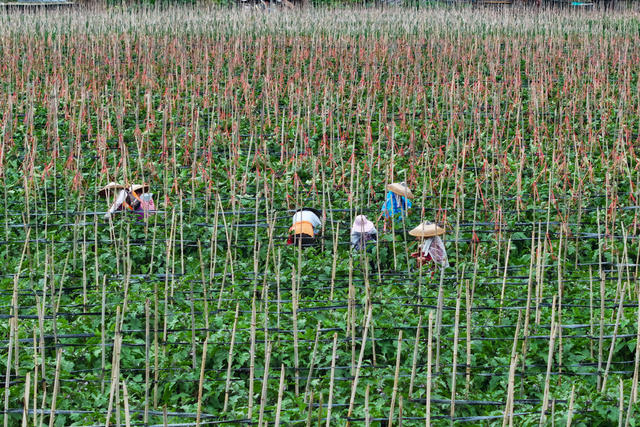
100, 182, 155, 220
350, 215, 377, 251
380, 182, 413, 230
409, 222, 449, 268
287, 207, 322, 247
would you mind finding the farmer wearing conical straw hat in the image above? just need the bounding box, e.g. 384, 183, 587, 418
409, 222, 449, 268
100, 182, 155, 220
380, 182, 413, 231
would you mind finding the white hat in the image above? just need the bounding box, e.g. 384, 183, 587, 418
352, 215, 375, 234
409, 222, 445, 238
386, 182, 414, 199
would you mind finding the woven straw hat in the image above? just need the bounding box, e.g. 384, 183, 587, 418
129, 183, 150, 194
386, 182, 414, 199
409, 222, 445, 238
98, 182, 125, 197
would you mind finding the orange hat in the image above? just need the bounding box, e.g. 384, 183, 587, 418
289, 221, 315, 237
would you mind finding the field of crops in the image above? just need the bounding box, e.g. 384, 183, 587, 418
2, 4, 640, 426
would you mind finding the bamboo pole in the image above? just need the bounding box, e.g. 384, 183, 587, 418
21, 372, 30, 427
224, 303, 240, 413
105, 307, 121, 427
450, 285, 461, 419
196, 337, 208, 426
426, 311, 433, 427
291, 267, 300, 397
365, 384, 371, 426
408, 315, 422, 398
275, 364, 286, 427
539, 295, 557, 426
502, 312, 521, 427
144, 298, 150, 425
248, 289, 257, 420
388, 330, 403, 427
498, 238, 512, 323
305, 322, 321, 403
306, 392, 314, 427
347, 306, 373, 423
258, 342, 273, 427
123, 381, 131, 427
624, 290, 640, 426
601, 278, 627, 393
48, 348, 62, 427
326, 333, 338, 427
567, 384, 575, 427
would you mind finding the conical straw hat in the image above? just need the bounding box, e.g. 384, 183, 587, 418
98, 182, 125, 197
386, 182, 414, 199
409, 222, 445, 238
130, 183, 150, 194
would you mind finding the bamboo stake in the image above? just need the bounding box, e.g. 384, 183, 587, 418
305, 322, 321, 403
435, 271, 445, 373
409, 315, 422, 398
503, 312, 521, 427
258, 342, 273, 427
567, 384, 575, 427
317, 392, 324, 427
306, 392, 314, 427
364, 384, 371, 427
248, 290, 257, 420
291, 268, 300, 397
4, 300, 14, 427
450, 285, 461, 419
601, 278, 627, 393
619, 378, 624, 427
101, 275, 107, 394
123, 381, 131, 427
21, 372, 30, 427
196, 337, 208, 426
465, 277, 473, 398
326, 333, 338, 427
48, 348, 62, 427
144, 298, 150, 425
347, 306, 373, 423
106, 307, 121, 427
224, 303, 240, 413
426, 311, 433, 427
389, 330, 403, 427
275, 364, 286, 427
498, 239, 512, 323
540, 295, 557, 426
32, 330, 37, 427
624, 291, 640, 427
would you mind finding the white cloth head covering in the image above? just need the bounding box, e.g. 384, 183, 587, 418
351, 215, 376, 234
420, 236, 449, 268
292, 210, 322, 229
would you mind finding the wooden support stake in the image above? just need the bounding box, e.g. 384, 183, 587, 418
389, 330, 403, 427
326, 333, 338, 427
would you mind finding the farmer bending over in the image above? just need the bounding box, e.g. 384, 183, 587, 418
287, 207, 322, 247
100, 182, 155, 220
409, 222, 449, 268
350, 215, 377, 251
380, 182, 413, 231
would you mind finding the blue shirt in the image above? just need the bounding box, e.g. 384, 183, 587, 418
381, 191, 411, 221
